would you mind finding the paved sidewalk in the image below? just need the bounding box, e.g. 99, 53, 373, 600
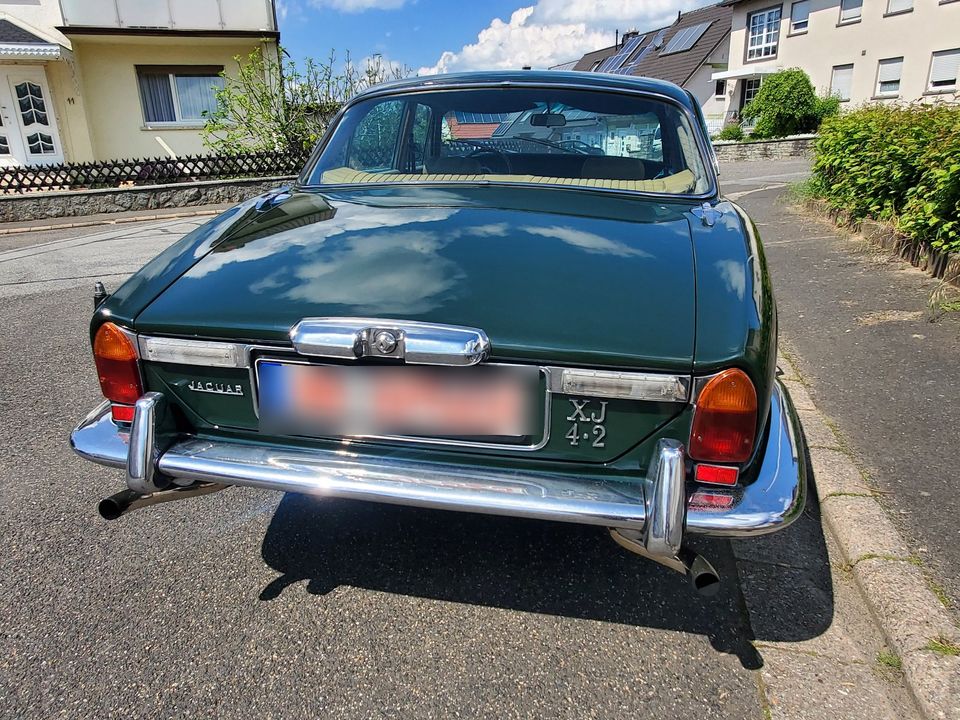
733, 182, 960, 614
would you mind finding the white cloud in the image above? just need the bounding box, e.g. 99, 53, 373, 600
309, 0, 407, 11
418, 0, 715, 75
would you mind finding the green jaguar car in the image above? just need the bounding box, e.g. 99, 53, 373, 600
71, 71, 805, 595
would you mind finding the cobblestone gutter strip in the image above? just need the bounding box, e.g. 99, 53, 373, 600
778, 353, 960, 720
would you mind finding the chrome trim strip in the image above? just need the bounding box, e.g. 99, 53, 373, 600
290, 317, 490, 366
70, 381, 805, 538
134, 334, 691, 403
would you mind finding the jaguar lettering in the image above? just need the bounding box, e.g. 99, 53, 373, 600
187, 380, 244, 396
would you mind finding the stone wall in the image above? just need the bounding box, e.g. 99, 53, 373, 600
714, 135, 816, 162
0, 176, 295, 224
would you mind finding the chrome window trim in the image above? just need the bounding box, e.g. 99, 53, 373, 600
297, 80, 720, 201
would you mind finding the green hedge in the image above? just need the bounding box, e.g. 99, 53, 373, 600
811, 104, 960, 253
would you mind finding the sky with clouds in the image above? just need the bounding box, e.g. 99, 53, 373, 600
277, 0, 718, 75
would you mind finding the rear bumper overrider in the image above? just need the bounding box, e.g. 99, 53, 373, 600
71, 381, 806, 556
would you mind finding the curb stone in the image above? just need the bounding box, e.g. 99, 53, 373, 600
778, 353, 960, 720
0, 207, 223, 236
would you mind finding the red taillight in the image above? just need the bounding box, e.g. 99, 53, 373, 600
110, 405, 136, 423
93, 322, 142, 417
689, 368, 757, 463
694, 463, 740, 486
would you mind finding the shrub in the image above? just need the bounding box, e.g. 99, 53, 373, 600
715, 124, 744, 141
742, 68, 838, 138
811, 103, 960, 253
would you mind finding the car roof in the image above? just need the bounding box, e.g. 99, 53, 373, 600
354, 70, 694, 109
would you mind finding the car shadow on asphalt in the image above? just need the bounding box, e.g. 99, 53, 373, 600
257, 455, 832, 670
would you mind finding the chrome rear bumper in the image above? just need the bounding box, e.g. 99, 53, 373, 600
71, 381, 805, 541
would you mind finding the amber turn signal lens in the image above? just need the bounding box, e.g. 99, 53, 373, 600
689, 368, 758, 464
93, 322, 142, 410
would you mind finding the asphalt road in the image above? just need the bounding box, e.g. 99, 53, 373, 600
726, 162, 960, 612
0, 175, 918, 719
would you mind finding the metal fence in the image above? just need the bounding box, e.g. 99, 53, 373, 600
0, 150, 311, 194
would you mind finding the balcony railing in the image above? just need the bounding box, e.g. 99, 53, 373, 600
59, 0, 276, 33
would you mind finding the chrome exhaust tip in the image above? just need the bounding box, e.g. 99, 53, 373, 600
609, 527, 722, 596
687, 552, 721, 597
98, 482, 229, 520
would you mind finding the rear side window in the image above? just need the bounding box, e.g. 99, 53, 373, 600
309, 87, 711, 196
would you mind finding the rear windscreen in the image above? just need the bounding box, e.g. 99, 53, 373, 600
306, 87, 711, 196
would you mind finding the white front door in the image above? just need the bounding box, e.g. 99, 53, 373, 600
0, 67, 63, 167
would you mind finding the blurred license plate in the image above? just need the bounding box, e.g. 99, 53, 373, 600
257, 360, 538, 440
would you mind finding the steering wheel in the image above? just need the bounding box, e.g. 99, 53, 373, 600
467, 149, 509, 174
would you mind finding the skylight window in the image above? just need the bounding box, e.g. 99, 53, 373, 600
661, 21, 712, 56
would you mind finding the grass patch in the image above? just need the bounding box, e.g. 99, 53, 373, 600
927, 578, 952, 610
925, 637, 960, 657
876, 650, 902, 670
786, 178, 818, 204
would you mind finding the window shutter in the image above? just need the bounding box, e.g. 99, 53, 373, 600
930, 50, 960, 85
831, 65, 853, 101
887, 0, 912, 13
792, 1, 810, 24
840, 0, 862, 21
878, 58, 902, 83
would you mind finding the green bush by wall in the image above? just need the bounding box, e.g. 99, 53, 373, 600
742, 68, 839, 139
812, 104, 960, 253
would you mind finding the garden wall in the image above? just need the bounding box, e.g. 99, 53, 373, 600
0, 176, 294, 224
713, 135, 816, 162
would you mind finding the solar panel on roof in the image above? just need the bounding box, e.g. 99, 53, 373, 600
614, 30, 663, 74
453, 112, 513, 124
661, 21, 712, 55
595, 33, 644, 73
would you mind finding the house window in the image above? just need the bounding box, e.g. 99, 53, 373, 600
886, 0, 913, 14
15, 82, 49, 126
876, 57, 903, 96
928, 49, 960, 91
136, 66, 225, 125
831, 64, 854, 101
742, 77, 762, 105
839, 0, 862, 24
715, 79, 727, 97
747, 7, 781, 60
791, 1, 810, 32
27, 132, 55, 154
